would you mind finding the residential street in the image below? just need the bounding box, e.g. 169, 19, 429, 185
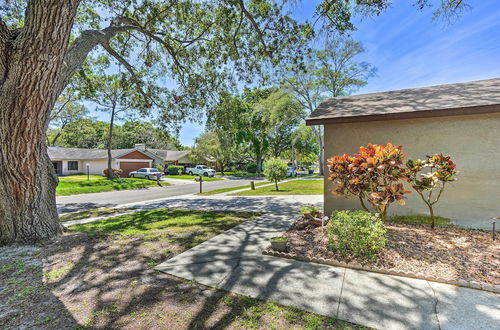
56, 178, 260, 213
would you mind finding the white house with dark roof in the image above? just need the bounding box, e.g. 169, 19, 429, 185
48, 144, 191, 177
306, 78, 500, 229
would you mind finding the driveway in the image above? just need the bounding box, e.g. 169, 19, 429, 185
56, 178, 262, 214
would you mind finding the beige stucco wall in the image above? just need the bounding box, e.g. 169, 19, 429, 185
84, 159, 112, 176
323, 112, 500, 229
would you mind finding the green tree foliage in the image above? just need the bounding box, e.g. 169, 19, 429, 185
291, 124, 319, 169
76, 59, 153, 177
113, 121, 182, 150
264, 158, 288, 191
208, 89, 304, 175
191, 131, 242, 174
254, 91, 305, 159
55, 119, 181, 150
58, 119, 109, 149
47, 86, 89, 146
282, 37, 376, 175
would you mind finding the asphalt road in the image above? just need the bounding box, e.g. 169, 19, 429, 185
56, 178, 261, 214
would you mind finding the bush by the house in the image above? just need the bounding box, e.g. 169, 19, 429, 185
103, 168, 123, 178
263, 158, 288, 191
167, 165, 184, 175
406, 154, 457, 228
246, 161, 258, 174
327, 210, 387, 259
327, 143, 411, 220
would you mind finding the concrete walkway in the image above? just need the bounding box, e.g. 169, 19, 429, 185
153, 196, 500, 330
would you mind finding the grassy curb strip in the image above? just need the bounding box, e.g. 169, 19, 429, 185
230, 179, 323, 196
197, 181, 270, 196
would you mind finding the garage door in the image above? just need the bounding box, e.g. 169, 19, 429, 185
119, 162, 150, 178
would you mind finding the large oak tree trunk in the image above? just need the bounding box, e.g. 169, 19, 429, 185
312, 126, 324, 176
0, 0, 80, 245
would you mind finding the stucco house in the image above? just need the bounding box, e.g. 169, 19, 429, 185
48, 144, 191, 177
306, 78, 500, 229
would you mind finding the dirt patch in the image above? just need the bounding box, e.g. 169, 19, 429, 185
1, 231, 362, 329
276, 219, 499, 285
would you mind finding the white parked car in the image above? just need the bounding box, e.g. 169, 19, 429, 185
186, 165, 216, 177
287, 166, 298, 177
129, 168, 163, 180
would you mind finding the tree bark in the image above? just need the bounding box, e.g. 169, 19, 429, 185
0, 0, 80, 245
429, 204, 435, 229
312, 125, 324, 176
106, 103, 116, 179
257, 155, 262, 176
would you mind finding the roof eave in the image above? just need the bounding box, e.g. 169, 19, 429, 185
305, 103, 500, 126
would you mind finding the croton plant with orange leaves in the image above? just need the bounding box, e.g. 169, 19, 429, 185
327, 143, 411, 220
406, 154, 457, 228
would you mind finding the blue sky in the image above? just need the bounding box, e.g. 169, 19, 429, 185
91, 1, 500, 147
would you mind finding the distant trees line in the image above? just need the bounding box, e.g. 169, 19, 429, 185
47, 117, 183, 151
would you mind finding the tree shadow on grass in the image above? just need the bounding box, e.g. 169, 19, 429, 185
25, 207, 269, 328
0, 245, 79, 329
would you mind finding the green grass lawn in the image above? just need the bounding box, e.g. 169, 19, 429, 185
164, 175, 223, 181
197, 181, 270, 196
56, 175, 162, 196
70, 208, 260, 248
230, 179, 323, 196
389, 214, 452, 227
59, 207, 137, 222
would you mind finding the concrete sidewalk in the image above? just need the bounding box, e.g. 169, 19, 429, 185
155, 196, 500, 330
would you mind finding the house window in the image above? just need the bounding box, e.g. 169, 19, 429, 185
68, 161, 78, 171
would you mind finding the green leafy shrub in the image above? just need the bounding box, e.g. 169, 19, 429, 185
327, 210, 387, 259
167, 165, 184, 175
263, 158, 288, 191
246, 162, 258, 174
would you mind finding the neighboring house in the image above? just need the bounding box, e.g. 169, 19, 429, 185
48, 144, 191, 177
145, 149, 192, 165
306, 78, 500, 229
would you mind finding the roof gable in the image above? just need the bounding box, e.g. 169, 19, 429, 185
306, 78, 500, 125
116, 149, 153, 160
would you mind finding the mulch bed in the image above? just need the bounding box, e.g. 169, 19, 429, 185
267, 217, 499, 286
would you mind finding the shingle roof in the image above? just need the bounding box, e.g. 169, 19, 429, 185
47, 147, 137, 160
306, 78, 500, 125
146, 149, 190, 162
48, 147, 189, 161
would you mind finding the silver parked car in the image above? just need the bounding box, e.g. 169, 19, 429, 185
129, 168, 163, 180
